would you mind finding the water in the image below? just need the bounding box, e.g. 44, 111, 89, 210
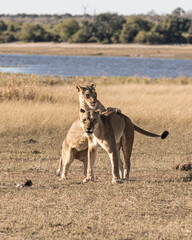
0, 54, 192, 78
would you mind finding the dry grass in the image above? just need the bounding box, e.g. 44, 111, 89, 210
0, 74, 192, 239
1, 42, 192, 59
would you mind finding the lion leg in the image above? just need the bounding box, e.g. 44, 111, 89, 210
83, 147, 97, 183
74, 149, 88, 177
83, 160, 88, 177
56, 157, 63, 176
122, 121, 134, 180
60, 150, 74, 179
119, 158, 124, 179
122, 140, 134, 180
108, 151, 123, 184
117, 143, 124, 179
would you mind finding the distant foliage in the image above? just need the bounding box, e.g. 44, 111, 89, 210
0, 8, 192, 44
120, 16, 152, 43
153, 16, 188, 43
91, 13, 125, 43
55, 18, 79, 42
71, 21, 95, 43
19, 23, 54, 42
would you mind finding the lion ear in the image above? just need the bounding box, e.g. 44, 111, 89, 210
76, 85, 83, 92
90, 83, 96, 89
80, 108, 85, 113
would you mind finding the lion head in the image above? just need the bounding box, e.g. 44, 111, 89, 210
76, 84, 98, 110
79, 108, 101, 136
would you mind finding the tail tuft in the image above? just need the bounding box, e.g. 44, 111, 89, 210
161, 131, 169, 139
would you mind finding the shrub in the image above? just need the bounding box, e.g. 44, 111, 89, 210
92, 13, 125, 43
19, 23, 54, 42
134, 30, 164, 44
120, 16, 152, 43
55, 18, 79, 42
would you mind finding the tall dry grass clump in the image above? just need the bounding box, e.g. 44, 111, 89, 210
0, 73, 191, 136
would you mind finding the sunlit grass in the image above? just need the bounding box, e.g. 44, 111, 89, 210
0, 73, 192, 239
0, 73, 191, 136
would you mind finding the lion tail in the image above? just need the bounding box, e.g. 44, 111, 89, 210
134, 125, 169, 139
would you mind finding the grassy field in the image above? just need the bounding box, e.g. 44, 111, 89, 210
1, 42, 192, 59
0, 73, 192, 239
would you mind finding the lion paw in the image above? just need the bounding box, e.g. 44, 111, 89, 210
115, 108, 121, 113
123, 177, 129, 181
112, 178, 124, 184
83, 176, 95, 183
56, 169, 60, 176
60, 175, 68, 180
106, 107, 121, 114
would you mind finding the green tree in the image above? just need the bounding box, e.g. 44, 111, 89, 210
55, 18, 79, 42
19, 23, 52, 42
0, 20, 7, 31
187, 23, 192, 43
92, 13, 125, 43
172, 7, 185, 16
71, 21, 95, 43
120, 16, 152, 43
154, 16, 186, 43
134, 30, 164, 44
0, 31, 16, 43
6, 22, 22, 41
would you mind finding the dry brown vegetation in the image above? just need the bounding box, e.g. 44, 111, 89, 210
1, 42, 192, 59
0, 73, 192, 239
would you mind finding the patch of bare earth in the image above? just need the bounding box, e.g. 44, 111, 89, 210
1, 42, 192, 59
0, 80, 192, 239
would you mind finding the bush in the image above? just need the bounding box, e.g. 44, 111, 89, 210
0, 20, 7, 31
0, 13, 192, 44
71, 21, 96, 43
0, 31, 16, 43
120, 16, 152, 43
154, 16, 187, 43
55, 18, 79, 42
92, 13, 125, 43
134, 30, 164, 44
186, 24, 192, 43
19, 23, 53, 42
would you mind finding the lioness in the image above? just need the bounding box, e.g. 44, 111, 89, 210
77, 84, 168, 180
79, 108, 126, 183
57, 84, 168, 181
56, 84, 120, 179
79, 107, 168, 183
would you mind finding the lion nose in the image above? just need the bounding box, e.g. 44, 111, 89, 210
86, 127, 92, 132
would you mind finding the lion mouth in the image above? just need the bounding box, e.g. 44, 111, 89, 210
91, 102, 97, 109
85, 131, 93, 136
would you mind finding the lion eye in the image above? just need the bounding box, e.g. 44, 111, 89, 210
86, 94, 90, 99
83, 119, 86, 123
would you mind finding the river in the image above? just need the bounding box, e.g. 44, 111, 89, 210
0, 54, 192, 78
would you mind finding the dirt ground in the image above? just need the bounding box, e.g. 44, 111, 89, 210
0, 77, 192, 239
1, 42, 192, 59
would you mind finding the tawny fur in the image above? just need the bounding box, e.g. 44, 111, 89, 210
57, 84, 168, 181
79, 109, 134, 183
56, 84, 119, 179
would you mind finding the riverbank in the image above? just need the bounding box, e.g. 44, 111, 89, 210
1, 42, 192, 59
0, 73, 192, 239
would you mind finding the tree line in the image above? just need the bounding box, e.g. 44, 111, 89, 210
0, 8, 192, 44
